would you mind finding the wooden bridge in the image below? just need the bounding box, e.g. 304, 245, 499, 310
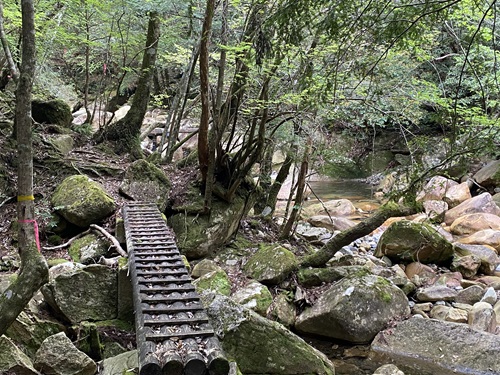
123, 202, 229, 375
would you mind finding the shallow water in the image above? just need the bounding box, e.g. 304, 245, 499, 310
307, 178, 376, 202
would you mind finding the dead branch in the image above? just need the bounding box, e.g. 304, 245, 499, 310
42, 229, 91, 250
90, 224, 127, 257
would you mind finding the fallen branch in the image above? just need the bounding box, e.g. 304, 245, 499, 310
42, 229, 91, 250
90, 224, 127, 257
42, 224, 127, 258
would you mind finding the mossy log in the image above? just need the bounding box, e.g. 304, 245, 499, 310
299, 201, 419, 269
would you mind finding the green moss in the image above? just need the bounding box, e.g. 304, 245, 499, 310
125, 159, 170, 186
193, 270, 231, 296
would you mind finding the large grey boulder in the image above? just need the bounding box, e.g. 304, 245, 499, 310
51, 175, 115, 227
454, 243, 499, 275
6, 311, 65, 358
374, 220, 454, 265
119, 159, 171, 211
34, 332, 96, 375
416, 176, 458, 202
231, 280, 273, 316
202, 293, 335, 375
473, 160, 500, 189
444, 192, 500, 225
295, 274, 410, 343
242, 244, 297, 284
371, 317, 500, 375
42, 264, 117, 324
169, 193, 252, 259
458, 229, 500, 252
99, 350, 138, 375
0, 335, 38, 375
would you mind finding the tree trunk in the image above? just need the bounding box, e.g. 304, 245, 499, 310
254, 143, 274, 214
0, 0, 48, 336
280, 138, 311, 239
299, 201, 419, 268
94, 11, 161, 158
0, 0, 19, 83
262, 152, 293, 217
198, 0, 215, 185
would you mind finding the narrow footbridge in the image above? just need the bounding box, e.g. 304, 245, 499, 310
123, 202, 229, 375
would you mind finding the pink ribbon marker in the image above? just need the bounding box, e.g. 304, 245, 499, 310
18, 219, 41, 252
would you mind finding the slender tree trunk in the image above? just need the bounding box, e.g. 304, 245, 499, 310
0, 0, 19, 83
94, 11, 161, 158
280, 138, 311, 239
0, 0, 48, 336
199, 0, 215, 185
262, 152, 293, 217
254, 143, 274, 214
199, 0, 215, 212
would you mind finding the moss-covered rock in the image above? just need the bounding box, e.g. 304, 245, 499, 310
231, 280, 273, 316
298, 265, 369, 287
68, 233, 108, 264
243, 244, 297, 285
32, 99, 72, 127
119, 159, 171, 211
202, 293, 335, 375
47, 134, 74, 155
51, 175, 115, 227
191, 259, 224, 279
6, 311, 65, 359
193, 269, 231, 296
295, 274, 410, 344
41, 264, 118, 324
169, 190, 252, 259
0, 335, 38, 374
374, 220, 454, 265
99, 350, 138, 375
269, 293, 297, 327
34, 332, 97, 375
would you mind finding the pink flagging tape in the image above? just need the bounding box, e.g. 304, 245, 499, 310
18, 219, 41, 252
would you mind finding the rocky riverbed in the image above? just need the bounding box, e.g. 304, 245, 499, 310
0, 155, 500, 375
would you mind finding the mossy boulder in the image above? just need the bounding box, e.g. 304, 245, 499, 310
243, 244, 297, 285
41, 264, 118, 324
0, 335, 38, 374
47, 134, 74, 155
51, 175, 116, 227
374, 220, 454, 265
6, 311, 65, 359
68, 233, 108, 264
119, 159, 171, 211
193, 269, 231, 296
295, 274, 410, 344
34, 332, 97, 375
231, 280, 273, 316
202, 293, 336, 375
99, 350, 138, 375
298, 265, 369, 287
191, 259, 224, 279
32, 99, 72, 127
169, 190, 252, 259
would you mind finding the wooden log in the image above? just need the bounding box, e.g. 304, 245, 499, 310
204, 336, 229, 375
178, 309, 207, 375
139, 340, 162, 375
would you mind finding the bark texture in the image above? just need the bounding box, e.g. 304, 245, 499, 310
0, 0, 48, 336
